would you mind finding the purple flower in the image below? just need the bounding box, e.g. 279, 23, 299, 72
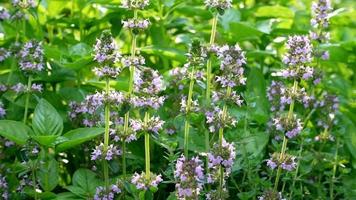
0, 102, 6, 118
94, 184, 121, 200
91, 143, 121, 161
266, 152, 297, 172
122, 19, 150, 30
283, 35, 313, 66
131, 172, 163, 190
174, 155, 205, 199
0, 48, 10, 62
19, 40, 44, 73
0, 8, 10, 20
93, 31, 121, 78
204, 0, 232, 10
121, 0, 150, 10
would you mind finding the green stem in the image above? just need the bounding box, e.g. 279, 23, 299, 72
274, 79, 298, 191
289, 140, 304, 199
183, 67, 195, 157
122, 9, 138, 179
144, 112, 150, 180
205, 13, 218, 181
273, 136, 288, 191
206, 14, 218, 103
218, 87, 231, 199
23, 75, 32, 123
32, 160, 38, 200
103, 77, 110, 190
330, 138, 339, 200
122, 141, 126, 177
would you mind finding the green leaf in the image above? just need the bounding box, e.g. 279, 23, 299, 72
141, 46, 186, 63
32, 135, 59, 147
228, 22, 265, 41
37, 157, 59, 192
245, 68, 269, 124
0, 120, 32, 145
32, 99, 63, 136
70, 169, 100, 197
255, 6, 294, 19
56, 128, 104, 152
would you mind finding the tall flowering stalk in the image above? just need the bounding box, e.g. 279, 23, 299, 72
130, 67, 165, 191
121, 0, 150, 179
265, 35, 314, 194
91, 31, 122, 196
204, 0, 232, 187
204, 44, 245, 199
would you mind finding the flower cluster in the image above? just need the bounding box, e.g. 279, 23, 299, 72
314, 92, 339, 130
93, 31, 121, 78
204, 0, 232, 11
111, 120, 138, 143
121, 55, 145, 68
267, 81, 313, 111
184, 40, 208, 68
283, 36, 313, 66
180, 96, 200, 113
214, 44, 247, 88
258, 189, 286, 200
205, 107, 237, 133
130, 116, 164, 134
12, 0, 36, 9
0, 102, 6, 118
122, 19, 150, 31
311, 0, 332, 29
0, 8, 10, 21
19, 40, 44, 73
174, 155, 204, 199
212, 90, 243, 107
310, 0, 332, 60
207, 138, 236, 175
131, 172, 163, 190
94, 184, 121, 200
68, 91, 125, 126
91, 143, 122, 161
11, 83, 43, 94
121, 0, 150, 10
271, 114, 303, 139
169, 67, 205, 90
131, 67, 165, 109
266, 152, 297, 171
0, 174, 9, 200
0, 48, 10, 62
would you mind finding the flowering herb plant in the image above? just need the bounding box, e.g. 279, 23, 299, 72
0, 0, 355, 199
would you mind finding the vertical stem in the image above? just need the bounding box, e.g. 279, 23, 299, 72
206, 14, 218, 103
23, 75, 32, 123
274, 79, 298, 191
123, 9, 138, 179
122, 141, 126, 177
32, 160, 38, 200
205, 13, 218, 180
330, 139, 339, 200
183, 67, 195, 157
289, 140, 304, 199
218, 87, 231, 199
144, 112, 150, 180
103, 77, 110, 190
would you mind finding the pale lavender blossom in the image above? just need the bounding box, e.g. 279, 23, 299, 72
122, 19, 150, 31
311, 0, 332, 28
93, 31, 121, 78
91, 143, 121, 161
174, 155, 205, 199
205, 0, 232, 10
12, 0, 36, 8
19, 40, 44, 73
272, 115, 303, 139
0, 8, 10, 20
282, 35, 313, 66
121, 0, 150, 10
205, 107, 237, 133
93, 184, 121, 200
266, 153, 296, 172
131, 172, 163, 190
258, 190, 286, 200
0, 174, 9, 200
121, 55, 145, 68
0, 48, 10, 62
0, 102, 5, 118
